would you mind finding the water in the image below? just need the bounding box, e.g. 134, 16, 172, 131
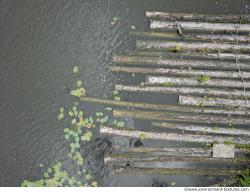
0, 0, 249, 187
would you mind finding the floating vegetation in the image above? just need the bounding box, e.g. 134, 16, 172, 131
111, 17, 120, 25
197, 75, 211, 83
139, 133, 145, 141
76, 80, 82, 87
112, 90, 121, 101
131, 25, 136, 30
161, 82, 176, 87
73, 66, 79, 74
237, 169, 250, 187
114, 120, 125, 128
70, 87, 86, 97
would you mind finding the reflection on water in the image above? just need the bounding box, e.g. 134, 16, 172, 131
0, 0, 249, 186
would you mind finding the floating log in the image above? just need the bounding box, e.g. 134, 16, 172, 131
146, 11, 250, 23
209, 179, 238, 187
115, 84, 250, 99
100, 126, 250, 145
151, 122, 250, 136
105, 153, 250, 165
113, 166, 244, 176
179, 95, 250, 108
146, 76, 250, 89
130, 31, 250, 43
150, 20, 250, 32
109, 66, 250, 79
130, 50, 250, 60
112, 145, 211, 157
80, 96, 250, 116
113, 55, 250, 71
136, 40, 250, 53
113, 109, 250, 126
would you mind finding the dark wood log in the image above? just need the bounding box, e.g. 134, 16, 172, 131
80, 96, 250, 116
113, 55, 250, 71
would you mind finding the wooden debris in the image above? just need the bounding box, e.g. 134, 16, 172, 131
179, 95, 250, 108
113, 55, 250, 71
150, 20, 250, 32
115, 84, 250, 99
113, 166, 244, 176
146, 11, 250, 23
100, 126, 250, 145
109, 66, 250, 79
80, 96, 250, 116
146, 76, 250, 89
136, 40, 250, 53
130, 31, 250, 43
151, 122, 250, 136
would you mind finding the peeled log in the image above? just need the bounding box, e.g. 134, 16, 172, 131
146, 76, 250, 89
136, 40, 250, 53
130, 31, 250, 43
109, 66, 250, 79
146, 12, 250, 23
105, 153, 250, 165
113, 109, 250, 126
113, 166, 244, 176
113, 55, 250, 71
80, 96, 250, 116
130, 51, 250, 60
150, 20, 250, 32
151, 122, 250, 136
100, 126, 250, 145
115, 84, 250, 99
179, 95, 250, 108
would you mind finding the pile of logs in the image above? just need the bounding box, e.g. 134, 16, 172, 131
83, 11, 250, 186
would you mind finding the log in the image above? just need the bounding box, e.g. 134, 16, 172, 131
100, 126, 250, 145
151, 122, 250, 136
146, 76, 250, 89
112, 145, 212, 157
136, 40, 250, 53
130, 50, 250, 60
113, 109, 250, 126
112, 166, 244, 176
105, 153, 250, 165
150, 20, 250, 32
109, 66, 250, 79
146, 11, 250, 23
113, 55, 250, 71
115, 84, 250, 99
179, 95, 250, 108
130, 31, 250, 43
79, 96, 250, 116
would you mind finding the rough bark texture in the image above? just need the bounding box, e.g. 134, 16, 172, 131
109, 66, 250, 79
150, 20, 250, 32
179, 95, 250, 108
105, 153, 250, 164
136, 40, 250, 53
113, 55, 250, 71
130, 31, 250, 43
151, 122, 250, 136
100, 126, 250, 145
146, 11, 250, 23
115, 84, 250, 99
146, 76, 250, 89
112, 166, 244, 176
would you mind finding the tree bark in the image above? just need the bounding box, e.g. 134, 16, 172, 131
146, 76, 250, 89
150, 20, 250, 32
115, 84, 250, 99
136, 40, 250, 53
179, 95, 250, 108
100, 126, 250, 145
151, 122, 250, 136
146, 11, 250, 23
109, 66, 250, 79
